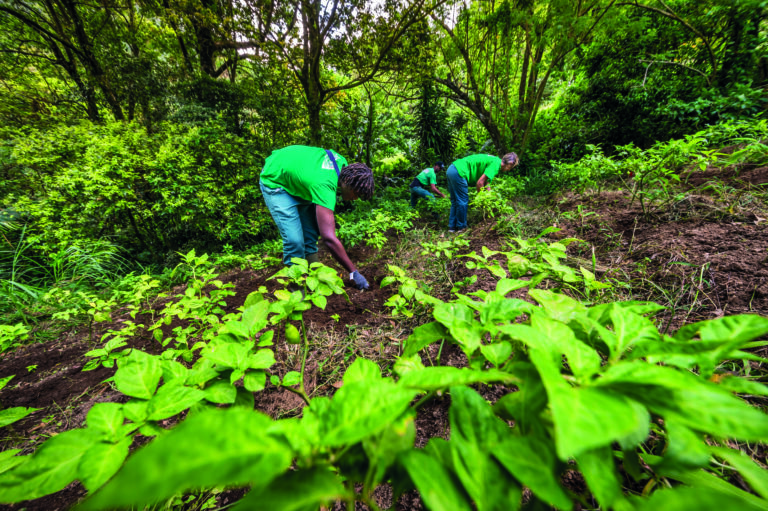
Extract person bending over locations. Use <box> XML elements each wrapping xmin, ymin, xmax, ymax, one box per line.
<box><xmin>409</xmin><ymin>161</ymin><xmax>446</xmax><ymax>208</ymax></box>
<box><xmin>445</xmin><ymin>152</ymin><xmax>519</xmax><ymax>232</ymax></box>
<box><xmin>259</xmin><ymin>145</ymin><xmax>373</xmax><ymax>290</ymax></box>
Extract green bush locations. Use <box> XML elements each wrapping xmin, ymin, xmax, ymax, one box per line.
<box><xmin>1</xmin><ymin>120</ymin><xmax>275</xmax><ymax>262</ymax></box>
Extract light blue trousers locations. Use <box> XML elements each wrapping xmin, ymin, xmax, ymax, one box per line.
<box><xmin>260</xmin><ymin>180</ymin><xmax>319</xmax><ymax>265</ymax></box>
<box><xmin>446</xmin><ymin>165</ymin><xmax>469</xmax><ymax>230</ymax></box>
<box><xmin>409</xmin><ymin>186</ymin><xmax>435</xmax><ymax>208</ymax></box>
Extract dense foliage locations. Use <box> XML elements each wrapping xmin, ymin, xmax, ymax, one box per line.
<box><xmin>1</xmin><ymin>0</ymin><xmax>768</xmax><ymax>508</ymax></box>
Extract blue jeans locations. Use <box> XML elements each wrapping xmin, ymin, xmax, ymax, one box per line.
<box><xmin>409</xmin><ymin>186</ymin><xmax>434</xmax><ymax>208</ymax></box>
<box><xmin>260</xmin><ymin>180</ymin><xmax>319</xmax><ymax>265</ymax></box>
<box><xmin>446</xmin><ymin>165</ymin><xmax>468</xmax><ymax>230</ymax></box>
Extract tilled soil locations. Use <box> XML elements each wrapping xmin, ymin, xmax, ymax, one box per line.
<box><xmin>3</xmin><ymin>171</ymin><xmax>768</xmax><ymax>509</ymax></box>
<box><xmin>556</xmin><ymin>189</ymin><xmax>768</xmax><ymax>328</ymax></box>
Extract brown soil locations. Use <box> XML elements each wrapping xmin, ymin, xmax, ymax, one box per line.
<box><xmin>556</xmin><ymin>188</ymin><xmax>768</xmax><ymax>329</ymax></box>
<box><xmin>3</xmin><ymin>170</ymin><xmax>768</xmax><ymax>509</ymax></box>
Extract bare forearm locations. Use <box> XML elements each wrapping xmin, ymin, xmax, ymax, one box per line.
<box><xmin>431</xmin><ymin>185</ymin><xmax>445</xmax><ymax>198</ymax></box>
<box><xmin>321</xmin><ymin>236</ymin><xmax>356</xmax><ymax>273</ymax></box>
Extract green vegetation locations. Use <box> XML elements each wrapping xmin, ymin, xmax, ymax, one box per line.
<box><xmin>2</xmin><ymin>0</ymin><xmax>768</xmax><ymax>508</ymax></box>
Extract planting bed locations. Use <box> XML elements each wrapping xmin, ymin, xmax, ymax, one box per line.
<box><xmin>2</xmin><ymin>168</ymin><xmax>768</xmax><ymax>510</ymax></box>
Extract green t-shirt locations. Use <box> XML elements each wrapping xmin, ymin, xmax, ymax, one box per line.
<box><xmin>259</xmin><ymin>145</ymin><xmax>348</xmax><ymax>211</ymax></box>
<box><xmin>415</xmin><ymin>167</ymin><xmax>437</xmax><ymax>186</ymax></box>
<box><xmin>453</xmin><ymin>154</ymin><xmax>501</xmax><ymax>187</ymax></box>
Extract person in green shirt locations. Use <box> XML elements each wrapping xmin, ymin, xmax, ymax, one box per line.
<box><xmin>259</xmin><ymin>145</ymin><xmax>374</xmax><ymax>290</ymax></box>
<box><xmin>446</xmin><ymin>152</ymin><xmax>519</xmax><ymax>232</ymax></box>
<box><xmin>409</xmin><ymin>161</ymin><xmax>446</xmax><ymax>207</ymax></box>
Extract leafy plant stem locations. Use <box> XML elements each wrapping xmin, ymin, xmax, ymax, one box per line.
<box><xmin>412</xmin><ymin>391</ymin><xmax>437</xmax><ymax>411</ymax></box>
<box><xmin>436</xmin><ymin>339</ymin><xmax>445</xmax><ymax>365</ymax></box>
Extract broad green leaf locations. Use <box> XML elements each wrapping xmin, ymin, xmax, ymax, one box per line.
<box><xmin>204</xmin><ymin>380</ymin><xmax>237</xmax><ymax>404</ymax></box>
<box><xmin>528</xmin><ymin>289</ymin><xmax>586</xmax><ymax>322</ymax></box>
<box><xmin>0</xmin><ymin>407</ymin><xmax>39</xmax><ymax>429</ymax></box>
<box><xmin>494</xmin><ymin>434</ymin><xmax>571</xmax><ymax>510</ymax></box>
<box><xmin>241</xmin><ymin>302</ymin><xmax>269</xmax><ymax>335</ymax></box>
<box><xmin>160</xmin><ymin>360</ymin><xmax>188</xmax><ymax>385</ymax></box>
<box><xmin>403</xmin><ymin>321</ymin><xmax>449</xmax><ymax>357</ymax></box>
<box><xmin>397</xmin><ymin>367</ymin><xmax>519</xmax><ymax>392</ymax></box>
<box><xmin>534</xmin><ymin>352</ymin><xmax>649</xmax><ymax>459</ymax></box>
<box><xmin>480</xmin><ymin>342</ymin><xmax>512</xmax><ymax>367</ymax></box>
<box><xmin>243</xmin><ymin>290</ymin><xmax>265</xmax><ymax>309</ymax></box>
<box><xmin>576</xmin><ymin>446</ymin><xmax>626</xmax><ymax>510</ymax></box>
<box><xmin>312</xmin><ymin>380</ymin><xmax>417</xmax><ymax>447</ymax></box>
<box><xmin>494</xmin><ymin>278</ymin><xmax>533</xmax><ymax>296</ymax></box>
<box><xmin>493</xmin><ymin>363</ymin><xmax>548</xmax><ymax>434</ymax></box>
<box><xmin>231</xmin><ymin>467</ymin><xmax>348</xmax><ymax>511</ymax></box>
<box><xmin>662</xmin><ymin>419</ymin><xmax>710</xmax><ymax>468</ymax></box>
<box><xmin>78</xmin><ymin>437</ymin><xmax>131</xmax><ymax>492</ymax></box>
<box><xmin>258</xmin><ymin>330</ymin><xmax>274</xmax><ymax>347</ymax></box>
<box><xmin>311</xmin><ymin>295</ymin><xmax>327</xmax><ymax>309</ymax></box>
<box><xmin>596</xmin><ymin>362</ymin><xmax>768</xmax><ymax>442</ymax></box>
<box><xmin>548</xmin><ymin>386</ymin><xmax>649</xmax><ymax>458</ymax></box>
<box><xmin>282</xmin><ymin>371</ymin><xmax>302</xmax><ymax>386</ymax></box>
<box><xmin>220</xmin><ymin>320</ymin><xmax>250</xmax><ymax>341</ymax></box>
<box><xmin>478</xmin><ymin>298</ymin><xmax>535</xmax><ymax>327</ymax></box>
<box><xmin>633</xmin><ymin>486</ymin><xmax>767</xmax><ymax>511</ymax></box>
<box><xmin>0</xmin><ymin>429</ymin><xmax>98</xmax><ymax>502</ymax></box>
<box><xmin>123</xmin><ymin>399</ymin><xmax>148</xmax><ymax>424</ymax></box>
<box><xmin>244</xmin><ymin>370</ymin><xmax>266</xmax><ymax>392</ymax></box>
<box><xmin>147</xmin><ymin>385</ymin><xmax>206</xmax><ymax>420</ymax></box>
<box><xmin>81</xmin><ymin>408</ymin><xmax>292</xmax><ymax>509</ymax></box>
<box><xmin>86</xmin><ymin>403</ymin><xmax>124</xmax><ymax>442</ymax></box>
<box><xmin>363</xmin><ymin>411</ymin><xmax>416</xmax><ymax>486</ymax></box>
<box><xmin>715</xmin><ymin>375</ymin><xmax>768</xmax><ymax>397</ymax></box>
<box><xmin>433</xmin><ymin>302</ymin><xmax>482</xmax><ymax>355</ymax></box>
<box><xmin>0</xmin><ymin>450</ymin><xmax>23</xmax><ymax>476</ymax></box>
<box><xmin>114</xmin><ymin>351</ymin><xmax>162</xmax><ymax>400</ymax></box>
<box><xmin>675</xmin><ymin>314</ymin><xmax>768</xmax><ymax>344</ymax></box>
<box><xmin>201</xmin><ymin>340</ymin><xmax>249</xmax><ymax>369</ymax></box>
<box><xmin>0</xmin><ymin>376</ymin><xmax>14</xmax><ymax>392</ymax></box>
<box><xmin>248</xmin><ymin>349</ymin><xmax>275</xmax><ymax>370</ymax></box>
<box><xmin>399</xmin><ymin>450</ymin><xmax>472</xmax><ymax>511</ymax></box>
<box><xmin>449</xmin><ymin>387</ymin><xmax>521</xmax><ymax>511</ymax></box>
<box><xmin>393</xmin><ymin>354</ymin><xmax>425</xmax><ymax>375</ymax></box>
<box><xmin>608</xmin><ymin>305</ymin><xmax>660</xmax><ymax>359</ymax></box>
<box><xmin>711</xmin><ymin>446</ymin><xmax>768</xmax><ymax>500</ymax></box>
<box><xmin>343</xmin><ymin>358</ymin><xmax>381</xmax><ymax>384</ymax></box>
<box><xmin>530</xmin><ymin>314</ymin><xmax>600</xmax><ymax>378</ymax></box>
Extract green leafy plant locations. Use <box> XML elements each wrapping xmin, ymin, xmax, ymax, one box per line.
<box><xmin>382</xmin><ymin>265</ymin><xmax>443</xmax><ymax>318</ymax></box>
<box><xmin>82</xmin><ymin>320</ymin><xmax>144</xmax><ymax>371</ymax></box>
<box><xmin>148</xmin><ymin>250</ymin><xmax>236</xmax><ymax>361</ymax></box>
<box><xmin>419</xmin><ymin>235</ymin><xmax>470</xmax><ymax>284</ymax></box>
<box><xmin>268</xmin><ymin>259</ymin><xmax>349</xmax><ymax>403</ymax></box>
<box><xmin>0</xmin><ymin>323</ymin><xmax>29</xmax><ymax>354</ymax></box>
<box><xmin>0</xmin><ymin>375</ymin><xmax>39</xmax><ymax>430</ymax></box>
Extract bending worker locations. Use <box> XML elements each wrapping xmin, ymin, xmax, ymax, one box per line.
<box><xmin>446</xmin><ymin>152</ymin><xmax>519</xmax><ymax>232</ymax></box>
<box><xmin>259</xmin><ymin>145</ymin><xmax>373</xmax><ymax>290</ymax></box>
<box><xmin>409</xmin><ymin>161</ymin><xmax>446</xmax><ymax>207</ymax></box>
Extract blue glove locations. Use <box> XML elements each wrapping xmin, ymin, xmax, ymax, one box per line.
<box><xmin>350</xmin><ymin>270</ymin><xmax>370</xmax><ymax>290</ymax></box>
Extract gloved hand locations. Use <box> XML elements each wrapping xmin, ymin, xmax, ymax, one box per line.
<box><xmin>350</xmin><ymin>270</ymin><xmax>370</xmax><ymax>290</ymax></box>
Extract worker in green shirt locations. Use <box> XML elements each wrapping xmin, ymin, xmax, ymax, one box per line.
<box><xmin>259</xmin><ymin>145</ymin><xmax>374</xmax><ymax>290</ymax></box>
<box><xmin>409</xmin><ymin>161</ymin><xmax>446</xmax><ymax>207</ymax></box>
<box><xmin>446</xmin><ymin>152</ymin><xmax>519</xmax><ymax>232</ymax></box>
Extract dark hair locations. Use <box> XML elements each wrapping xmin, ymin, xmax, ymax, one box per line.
<box><xmin>502</xmin><ymin>152</ymin><xmax>519</xmax><ymax>168</ymax></box>
<box><xmin>435</xmin><ymin>161</ymin><xmax>445</xmax><ymax>169</ymax></box>
<box><xmin>340</xmin><ymin>162</ymin><xmax>374</xmax><ymax>200</ymax></box>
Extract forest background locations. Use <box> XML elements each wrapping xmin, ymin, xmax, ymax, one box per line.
<box><xmin>1</xmin><ymin>0</ymin><xmax>766</xmax><ymax>267</ymax></box>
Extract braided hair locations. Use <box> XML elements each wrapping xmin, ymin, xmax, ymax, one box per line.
<box><xmin>339</xmin><ymin>162</ymin><xmax>374</xmax><ymax>200</ymax></box>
